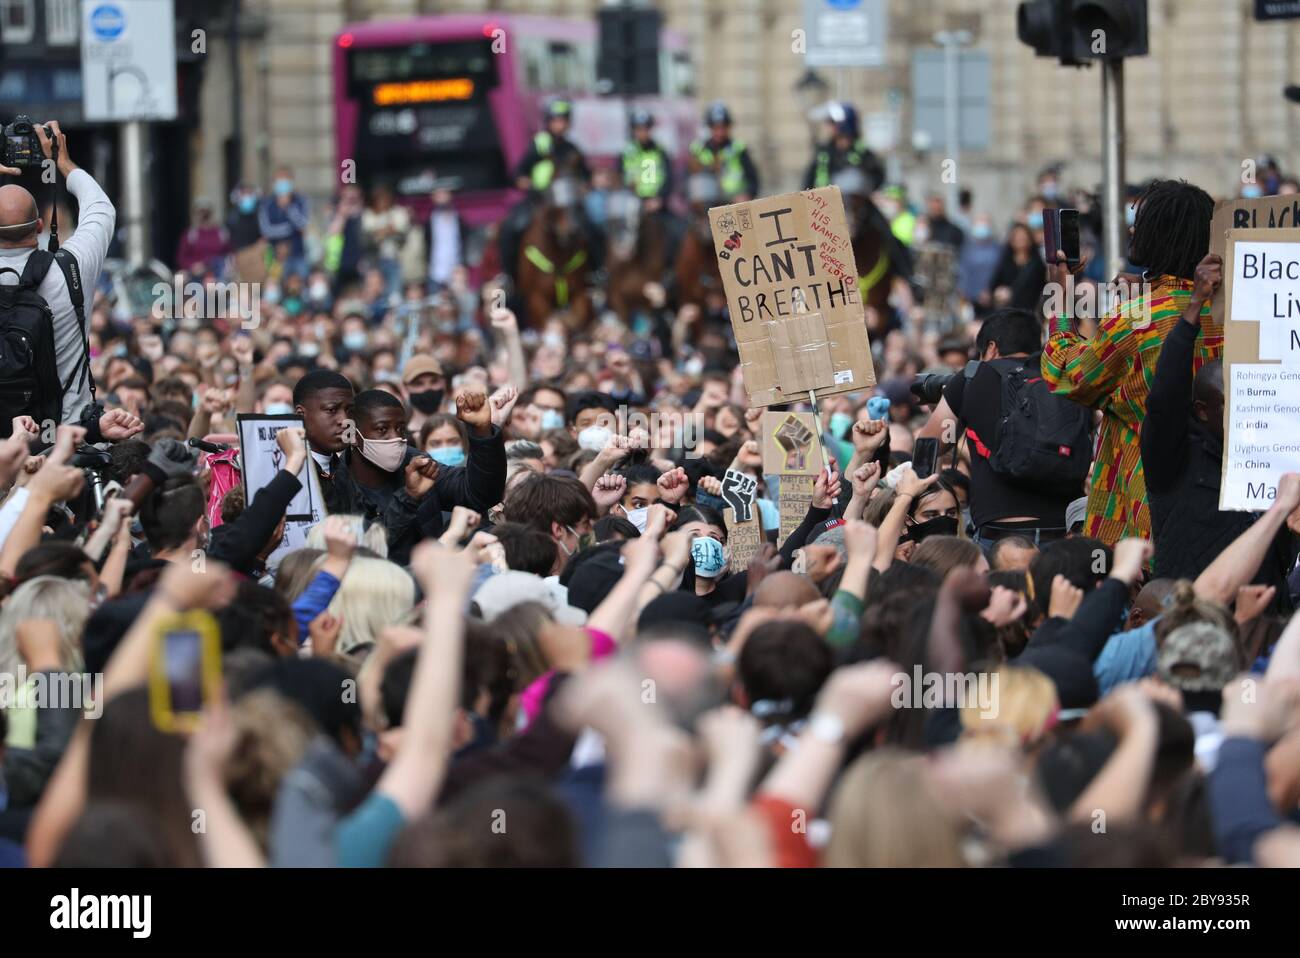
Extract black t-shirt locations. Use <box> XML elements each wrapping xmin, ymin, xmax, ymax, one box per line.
<box><xmin>942</xmin><ymin>357</ymin><xmax>1074</xmax><ymax>528</ymax></box>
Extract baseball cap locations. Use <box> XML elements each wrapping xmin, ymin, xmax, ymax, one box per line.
<box><xmin>1157</xmin><ymin>622</ymin><xmax>1238</xmax><ymax>693</ymax></box>
<box><xmin>402</xmin><ymin>355</ymin><xmax>444</xmax><ymax>384</ymax></box>
<box><xmin>472</xmin><ymin>571</ymin><xmax>587</xmax><ymax>626</ymax></box>
<box><xmin>563</xmin><ymin>544</ymin><xmax>628</xmax><ymax>614</ymax></box>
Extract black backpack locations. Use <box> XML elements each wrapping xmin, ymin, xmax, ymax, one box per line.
<box><xmin>0</xmin><ymin>248</ymin><xmax>90</xmax><ymax>437</ymax></box>
<box><xmin>967</xmin><ymin>354</ymin><xmax>1093</xmax><ymax>494</ymax></box>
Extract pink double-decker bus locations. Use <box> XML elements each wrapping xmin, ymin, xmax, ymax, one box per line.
<box><xmin>333</xmin><ymin>13</ymin><xmax>698</xmax><ymax>233</ymax></box>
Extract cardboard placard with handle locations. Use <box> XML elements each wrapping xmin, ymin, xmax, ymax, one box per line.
<box><xmin>709</xmin><ymin>186</ymin><xmax>876</xmax><ymax>408</ymax></box>
<box><xmin>761</xmin><ymin>410</ymin><xmax>822</xmax><ymax>546</ymax></box>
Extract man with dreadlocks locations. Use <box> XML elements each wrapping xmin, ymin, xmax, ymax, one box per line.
<box><xmin>1041</xmin><ymin>178</ymin><xmax>1220</xmax><ymax>545</ymax></box>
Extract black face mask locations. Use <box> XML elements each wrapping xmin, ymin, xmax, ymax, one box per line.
<box><xmin>906</xmin><ymin>515</ymin><xmax>958</xmax><ymax>543</ymax></box>
<box><xmin>409</xmin><ymin>389</ymin><xmax>443</xmax><ymax>414</ymax></box>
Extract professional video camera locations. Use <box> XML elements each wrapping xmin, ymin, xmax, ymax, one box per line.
<box><xmin>2</xmin><ymin>115</ymin><xmax>50</xmax><ymax>169</ymax></box>
<box><xmin>911</xmin><ymin>371</ymin><xmax>956</xmax><ymax>405</ymax></box>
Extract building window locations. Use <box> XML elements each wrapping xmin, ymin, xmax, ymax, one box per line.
<box><xmin>0</xmin><ymin>0</ymin><xmax>35</xmax><ymax>45</ymax></box>
<box><xmin>45</xmin><ymin>0</ymin><xmax>78</xmax><ymax>46</ymax></box>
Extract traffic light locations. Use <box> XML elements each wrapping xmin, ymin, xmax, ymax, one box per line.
<box><xmin>597</xmin><ymin>6</ymin><xmax>661</xmax><ymax>96</ymax></box>
<box><xmin>1016</xmin><ymin>0</ymin><xmax>1148</xmax><ymax>64</ymax></box>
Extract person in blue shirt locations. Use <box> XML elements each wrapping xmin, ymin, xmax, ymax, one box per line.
<box><xmin>259</xmin><ymin>165</ymin><xmax>311</xmax><ymax>278</ymax></box>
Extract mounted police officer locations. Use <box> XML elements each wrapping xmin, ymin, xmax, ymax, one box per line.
<box><xmin>622</xmin><ymin>106</ymin><xmax>673</xmax><ymax>209</ymax></box>
<box><xmin>501</xmin><ymin>97</ymin><xmax>599</xmax><ymax>280</ymax></box>
<box><xmin>804</xmin><ymin>101</ymin><xmax>885</xmax><ymax>195</ymax></box>
<box><xmin>688</xmin><ymin>102</ymin><xmax>759</xmax><ymax>202</ymax></box>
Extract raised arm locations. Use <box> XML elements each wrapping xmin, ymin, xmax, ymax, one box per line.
<box><xmin>1195</xmin><ymin>473</ymin><xmax>1300</xmax><ymax>607</ymax></box>
<box><xmin>1068</xmin><ymin>685</ymin><xmax>1160</xmax><ymax>826</ymax></box>
<box><xmin>489</xmin><ymin>308</ymin><xmax>528</xmax><ymax>388</ymax></box>
<box><xmin>370</xmin><ymin>541</ymin><xmax>476</xmax><ymax>819</ymax></box>
<box><xmin>586</xmin><ymin>533</ymin><xmax>661</xmax><ymax>644</ymax></box>
<box><xmin>1040</xmin><ymin>254</ymin><xmax>1144</xmax><ymax>409</ymax></box>
<box><xmin>873</xmin><ymin>469</ymin><xmax>937</xmax><ymax>572</ymax></box>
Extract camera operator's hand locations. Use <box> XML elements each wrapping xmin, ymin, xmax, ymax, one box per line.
<box><xmin>148</xmin><ymin>437</ymin><xmax>198</xmax><ymax>479</ymax></box>
<box><xmin>36</xmin><ymin>121</ymin><xmax>75</xmax><ymax>179</ymax></box>
<box><xmin>98</xmin><ymin>408</ymin><xmax>144</xmax><ymax>442</ymax></box>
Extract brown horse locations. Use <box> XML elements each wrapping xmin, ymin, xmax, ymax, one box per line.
<box><xmin>834</xmin><ymin>168</ymin><xmax>911</xmax><ymax>322</ymax></box>
<box><xmin>605</xmin><ymin>191</ymin><xmax>674</xmax><ymax>321</ymax></box>
<box><xmin>516</xmin><ymin>176</ymin><xmax>595</xmax><ymax>330</ymax></box>
<box><xmin>674</xmin><ymin>172</ymin><xmax>725</xmax><ymax>312</ymax></box>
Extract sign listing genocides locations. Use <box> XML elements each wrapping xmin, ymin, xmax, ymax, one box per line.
<box><xmin>1221</xmin><ymin>228</ymin><xmax>1300</xmax><ymax>510</ymax></box>
<box><xmin>709</xmin><ymin>186</ymin><xmax>876</xmax><ymax>408</ymax></box>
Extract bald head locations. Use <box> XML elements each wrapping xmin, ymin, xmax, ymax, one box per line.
<box><xmin>1194</xmin><ymin>359</ymin><xmax>1223</xmax><ymax>404</ymax></box>
<box><xmin>752</xmin><ymin>571</ymin><xmax>820</xmax><ymax>609</ymax></box>
<box><xmin>1193</xmin><ymin>359</ymin><xmax>1225</xmax><ymax>444</ymax></box>
<box><xmin>0</xmin><ymin>185</ymin><xmax>40</xmax><ymax>247</ymax></box>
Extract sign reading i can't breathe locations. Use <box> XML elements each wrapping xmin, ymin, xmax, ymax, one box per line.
<box><xmin>710</xmin><ymin>186</ymin><xmax>876</xmax><ymax>408</ymax></box>
<box><xmin>81</xmin><ymin>1</ymin><xmax>178</xmax><ymax>122</ymax></box>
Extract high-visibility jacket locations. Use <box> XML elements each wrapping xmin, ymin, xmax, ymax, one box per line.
<box><xmin>623</xmin><ymin>143</ymin><xmax>668</xmax><ymax>199</ymax></box>
<box><xmin>690</xmin><ymin>138</ymin><xmax>749</xmax><ymax>198</ymax></box>
<box><xmin>531</xmin><ymin>132</ymin><xmax>557</xmax><ymax>191</ymax></box>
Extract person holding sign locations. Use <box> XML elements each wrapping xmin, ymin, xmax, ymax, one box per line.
<box><xmin>1042</xmin><ymin>179</ymin><xmax>1220</xmax><ymax>545</ymax></box>
<box><xmin>1141</xmin><ymin>253</ymin><xmax>1298</xmax><ymax>607</ymax></box>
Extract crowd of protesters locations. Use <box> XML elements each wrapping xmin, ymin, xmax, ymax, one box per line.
<box><xmin>3</xmin><ymin>117</ymin><xmax>1300</xmax><ymax>872</ymax></box>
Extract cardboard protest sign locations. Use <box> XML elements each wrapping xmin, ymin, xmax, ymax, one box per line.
<box><xmin>1217</xmin><ymin>227</ymin><xmax>1300</xmax><ymax>510</ymax></box>
<box><xmin>721</xmin><ymin>469</ymin><xmax>758</xmax><ymax>523</ymax></box>
<box><xmin>236</xmin><ymin>414</ymin><xmax>318</xmax><ymax>522</ymax></box>
<box><xmin>761</xmin><ymin>411</ymin><xmax>823</xmax><ymax>476</ymax></box>
<box><xmin>776</xmin><ymin>475</ymin><xmax>815</xmax><ymax>545</ymax></box>
<box><xmin>709</xmin><ymin>186</ymin><xmax>876</xmax><ymax>407</ymax></box>
<box><xmin>724</xmin><ymin>509</ymin><xmax>763</xmax><ymax>570</ymax></box>
<box><xmin>720</xmin><ymin>467</ymin><xmax>763</xmax><ymax>568</ymax></box>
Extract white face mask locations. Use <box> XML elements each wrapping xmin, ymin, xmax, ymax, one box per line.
<box><xmin>577</xmin><ymin>425</ymin><xmax>612</xmax><ymax>452</ymax></box>
<box><xmin>358</xmin><ymin>436</ymin><xmax>408</xmax><ymax>472</ymax></box>
<box><xmin>624</xmin><ymin>506</ymin><xmax>650</xmax><ymax>533</ymax></box>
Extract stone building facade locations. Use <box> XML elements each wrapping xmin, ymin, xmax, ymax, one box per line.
<box><xmin>191</xmin><ymin>0</ymin><xmax>1300</xmax><ymax>228</ymax></box>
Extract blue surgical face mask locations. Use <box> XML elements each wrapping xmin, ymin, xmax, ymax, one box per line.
<box><xmin>1027</xmin><ymin>211</ymin><xmax>1044</xmax><ymax>230</ymax></box>
<box><xmin>691</xmin><ymin>536</ymin><xmax>726</xmax><ymax>579</ymax></box>
<box><xmin>972</xmin><ymin>223</ymin><xmax>992</xmax><ymax>241</ymax></box>
<box><xmin>274</xmin><ymin>178</ymin><xmax>294</xmax><ymax>197</ymax></box>
<box><xmin>1126</xmin><ymin>205</ymin><xmax>1137</xmax><ymax>226</ymax></box>
<box><xmin>239</xmin><ymin>195</ymin><xmax>257</xmax><ymax>213</ymax></box>
<box><xmin>540</xmin><ymin>408</ymin><xmax>565</xmax><ymax>432</ymax></box>
<box><xmin>299</xmin><ymin>342</ymin><xmax>320</xmax><ymax>358</ymax></box>
<box><xmin>1242</xmin><ymin>184</ymin><xmax>1265</xmax><ymax>199</ymax></box>
<box><xmin>1040</xmin><ymin>181</ymin><xmax>1060</xmax><ymax>200</ymax></box>
<box><xmin>265</xmin><ymin>402</ymin><xmax>294</xmax><ymax>416</ymax></box>
<box><xmin>343</xmin><ymin>331</ymin><xmax>368</xmax><ymax>351</ymax></box>
<box><xmin>829</xmin><ymin>411</ymin><xmax>853</xmax><ymax>440</ymax></box>
<box><xmin>428</xmin><ymin>445</ymin><xmax>466</xmax><ymax>468</ymax></box>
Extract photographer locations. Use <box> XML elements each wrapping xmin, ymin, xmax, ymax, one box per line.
<box><xmin>0</xmin><ymin>120</ymin><xmax>127</xmax><ymax>441</ymax></box>
<box><xmin>915</xmin><ymin>308</ymin><xmax>1085</xmax><ymax>552</ymax></box>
